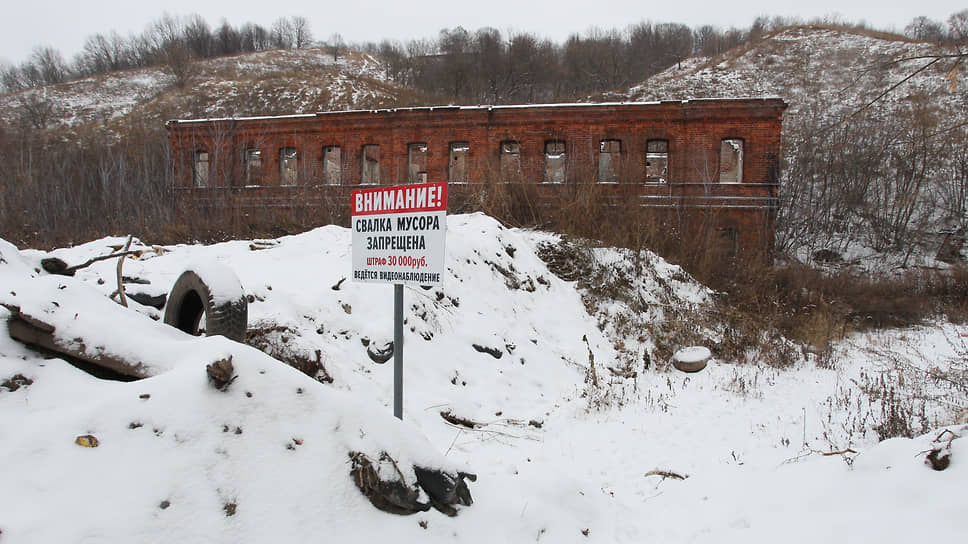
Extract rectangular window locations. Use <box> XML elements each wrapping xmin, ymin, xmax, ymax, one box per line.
<box><xmin>362</xmin><ymin>145</ymin><xmax>380</xmax><ymax>184</ymax></box>
<box><xmin>244</xmin><ymin>148</ymin><xmax>262</xmax><ymax>186</ymax></box>
<box><xmin>544</xmin><ymin>140</ymin><xmax>566</xmax><ymax>183</ymax></box>
<box><xmin>449</xmin><ymin>142</ymin><xmax>469</xmax><ymax>183</ymax></box>
<box><xmin>323</xmin><ymin>146</ymin><xmax>341</xmax><ymax>185</ymax></box>
<box><xmin>500</xmin><ymin>140</ymin><xmax>521</xmax><ymax>181</ymax></box>
<box><xmin>719</xmin><ymin>138</ymin><xmax>743</xmax><ymax>183</ymax></box>
<box><xmin>408</xmin><ymin>143</ymin><xmax>428</xmax><ymax>183</ymax></box>
<box><xmin>280</xmin><ymin>147</ymin><xmax>298</xmax><ymax>186</ymax></box>
<box><xmin>193</xmin><ymin>150</ymin><xmax>209</xmax><ymax>188</ymax></box>
<box><xmin>598</xmin><ymin>139</ymin><xmax>621</xmax><ymax>182</ymax></box>
<box><xmin>646</xmin><ymin>140</ymin><xmax>669</xmax><ymax>183</ymax></box>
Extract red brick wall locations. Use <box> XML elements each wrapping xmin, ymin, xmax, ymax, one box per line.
<box><xmin>167</xmin><ymin>99</ymin><xmax>786</xmax><ymax>258</ymax></box>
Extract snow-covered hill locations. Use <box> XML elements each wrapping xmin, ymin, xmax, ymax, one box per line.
<box><xmin>615</xmin><ymin>26</ymin><xmax>968</xmax><ymax>266</ymax></box>
<box><xmin>0</xmin><ymin>47</ymin><xmax>416</xmax><ymax>129</ymax></box>
<box><xmin>617</xmin><ymin>26</ymin><xmax>967</xmax><ymax>120</ymax></box>
<box><xmin>2</xmin><ymin>213</ymin><xmax>966</xmax><ymax>542</ymax></box>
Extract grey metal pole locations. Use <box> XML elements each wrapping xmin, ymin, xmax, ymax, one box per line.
<box><xmin>393</xmin><ymin>283</ymin><xmax>404</xmax><ymax>420</ymax></box>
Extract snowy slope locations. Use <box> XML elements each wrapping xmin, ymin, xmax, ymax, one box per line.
<box><xmin>615</xmin><ymin>26</ymin><xmax>968</xmax><ymax>267</ymax></box>
<box><xmin>0</xmin><ymin>47</ymin><xmax>411</xmax><ymax>129</ymax></box>
<box><xmin>2</xmin><ymin>214</ymin><xmax>967</xmax><ymax>542</ymax></box>
<box><xmin>618</xmin><ymin>26</ymin><xmax>967</xmax><ymax>119</ymax></box>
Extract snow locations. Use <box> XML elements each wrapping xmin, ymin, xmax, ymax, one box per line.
<box><xmin>2</xmin><ymin>213</ymin><xmax>967</xmax><ymax>542</ymax></box>
<box><xmin>181</xmin><ymin>261</ymin><xmax>246</xmax><ymax>306</ymax></box>
<box><xmin>674</xmin><ymin>345</ymin><xmax>711</xmax><ymax>363</ymax></box>
<box><xmin>0</xmin><ymin>48</ymin><xmax>401</xmax><ymax>129</ymax></box>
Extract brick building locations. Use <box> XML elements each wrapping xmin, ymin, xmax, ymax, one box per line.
<box><xmin>167</xmin><ymin>98</ymin><xmax>786</xmax><ymax>257</ymax></box>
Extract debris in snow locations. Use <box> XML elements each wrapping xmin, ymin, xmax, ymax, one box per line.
<box><xmin>1</xmin><ymin>373</ymin><xmax>33</xmax><ymax>392</ymax></box>
<box><xmin>40</xmin><ymin>257</ymin><xmax>71</xmax><ymax>276</ymax></box>
<box><xmin>349</xmin><ymin>451</ymin><xmax>429</xmax><ymax>515</ymax></box>
<box><xmin>206</xmin><ymin>356</ymin><xmax>236</xmax><ymax>391</ymax></box>
<box><xmin>472</xmin><ymin>344</ymin><xmax>503</xmax><ymax>359</ymax></box>
<box><xmin>924</xmin><ymin>429</ymin><xmax>959</xmax><ymax>471</ymax></box>
<box><xmin>672</xmin><ymin>346</ymin><xmax>711</xmax><ymax>373</ymax></box>
<box><xmin>349</xmin><ymin>450</ymin><xmax>477</xmax><ymax>517</ymax></box>
<box><xmin>440</xmin><ymin>410</ymin><xmax>478</xmax><ymax>429</ymax></box>
<box><xmin>74</xmin><ymin>434</ymin><xmax>100</xmax><ymax>448</ymax></box>
<box><xmin>41</xmin><ymin>245</ymin><xmax>140</xmax><ymax>278</ymax></box>
<box><xmin>413</xmin><ymin>465</ymin><xmax>476</xmax><ymax>517</ymax></box>
<box><xmin>644</xmin><ymin>469</ymin><xmax>688</xmax><ymax>481</ymax></box>
<box><xmin>249</xmin><ymin>240</ymin><xmax>278</xmax><ymax>251</ymax></box>
<box><xmin>366</xmin><ymin>341</ymin><xmax>394</xmax><ymax>364</ymax></box>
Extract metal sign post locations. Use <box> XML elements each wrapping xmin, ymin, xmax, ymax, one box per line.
<box><xmin>350</xmin><ymin>182</ymin><xmax>448</xmax><ymax>421</ymax></box>
<box><xmin>393</xmin><ymin>283</ymin><xmax>404</xmax><ymax>419</ymax></box>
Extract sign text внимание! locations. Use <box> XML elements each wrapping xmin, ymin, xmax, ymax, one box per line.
<box><xmin>351</xmin><ymin>182</ymin><xmax>447</xmax><ymax>286</ymax></box>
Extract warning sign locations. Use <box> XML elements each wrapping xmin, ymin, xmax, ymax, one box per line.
<box><xmin>351</xmin><ymin>182</ymin><xmax>447</xmax><ymax>286</ymax></box>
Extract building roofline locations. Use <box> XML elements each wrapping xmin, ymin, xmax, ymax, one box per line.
<box><xmin>166</xmin><ymin>98</ymin><xmax>786</xmax><ymax>126</ymax></box>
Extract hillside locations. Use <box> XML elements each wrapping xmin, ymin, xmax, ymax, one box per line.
<box><xmin>0</xmin><ymin>46</ymin><xmax>422</xmax><ymax>130</ymax></box>
<box><xmin>2</xmin><ymin>25</ymin><xmax>966</xmax><ymax>267</ymax></box>
<box><xmin>616</xmin><ymin>26</ymin><xmax>966</xmax><ymax>118</ymax></box>
<box><xmin>613</xmin><ymin>26</ymin><xmax>968</xmax><ymax>267</ymax></box>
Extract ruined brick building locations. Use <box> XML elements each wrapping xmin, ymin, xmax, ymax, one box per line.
<box><xmin>167</xmin><ymin>99</ymin><xmax>786</xmax><ymax>257</ymax></box>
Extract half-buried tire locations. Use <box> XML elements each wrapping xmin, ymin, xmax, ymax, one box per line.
<box><xmin>163</xmin><ymin>265</ymin><xmax>248</xmax><ymax>342</ymax></box>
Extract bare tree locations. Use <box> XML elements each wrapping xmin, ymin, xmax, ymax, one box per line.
<box><xmin>31</xmin><ymin>46</ymin><xmax>68</xmax><ymax>85</ymax></box>
<box><xmin>328</xmin><ymin>33</ymin><xmax>345</xmax><ymax>61</ymax></box>
<box><xmin>215</xmin><ymin>19</ymin><xmax>242</xmax><ymax>56</ymax></box>
<box><xmin>271</xmin><ymin>17</ymin><xmax>296</xmax><ymax>49</ymax></box>
<box><xmin>905</xmin><ymin>16</ymin><xmax>946</xmax><ymax>42</ymax></box>
<box><xmin>159</xmin><ymin>42</ymin><xmax>196</xmax><ymax>88</ymax></box>
<box><xmin>184</xmin><ymin>15</ymin><xmax>213</xmax><ymax>58</ymax></box>
<box><xmin>292</xmin><ymin>16</ymin><xmax>314</xmax><ymax>49</ymax></box>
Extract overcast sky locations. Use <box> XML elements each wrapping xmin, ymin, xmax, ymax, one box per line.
<box><xmin>2</xmin><ymin>0</ymin><xmax>965</xmax><ymax>66</ymax></box>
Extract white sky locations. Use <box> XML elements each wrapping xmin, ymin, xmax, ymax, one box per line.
<box><xmin>1</xmin><ymin>0</ymin><xmax>965</xmax><ymax>66</ymax></box>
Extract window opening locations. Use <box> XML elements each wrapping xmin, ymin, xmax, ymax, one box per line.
<box><xmin>646</xmin><ymin>140</ymin><xmax>669</xmax><ymax>183</ymax></box>
<box><xmin>323</xmin><ymin>146</ymin><xmax>341</xmax><ymax>185</ymax></box>
<box><xmin>598</xmin><ymin>139</ymin><xmax>621</xmax><ymax>182</ymax></box>
<box><xmin>362</xmin><ymin>145</ymin><xmax>381</xmax><ymax>184</ymax></box>
<box><xmin>449</xmin><ymin>142</ymin><xmax>469</xmax><ymax>182</ymax></box>
<box><xmin>193</xmin><ymin>150</ymin><xmax>209</xmax><ymax>188</ymax></box>
<box><xmin>719</xmin><ymin>139</ymin><xmax>743</xmax><ymax>183</ymax></box>
<box><xmin>500</xmin><ymin>140</ymin><xmax>521</xmax><ymax>181</ymax></box>
<box><xmin>279</xmin><ymin>147</ymin><xmax>298</xmax><ymax>186</ymax></box>
<box><xmin>544</xmin><ymin>140</ymin><xmax>566</xmax><ymax>183</ymax></box>
<box><xmin>244</xmin><ymin>148</ymin><xmax>262</xmax><ymax>185</ymax></box>
<box><xmin>408</xmin><ymin>143</ymin><xmax>428</xmax><ymax>183</ymax></box>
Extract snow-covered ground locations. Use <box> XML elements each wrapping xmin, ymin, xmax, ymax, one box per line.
<box><xmin>1</xmin><ymin>213</ymin><xmax>966</xmax><ymax>542</ymax></box>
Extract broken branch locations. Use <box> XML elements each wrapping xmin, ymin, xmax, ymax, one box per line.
<box><xmin>115</xmin><ymin>235</ymin><xmax>133</xmax><ymax>308</ymax></box>
<box><xmin>644</xmin><ymin>469</ymin><xmax>688</xmax><ymax>480</ymax></box>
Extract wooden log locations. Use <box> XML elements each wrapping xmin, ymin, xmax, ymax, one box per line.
<box><xmin>6</xmin><ymin>313</ymin><xmax>149</xmax><ymax>379</ymax></box>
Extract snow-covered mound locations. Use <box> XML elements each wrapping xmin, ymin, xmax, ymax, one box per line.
<box><xmin>2</xmin><ymin>214</ymin><xmax>967</xmax><ymax>542</ymax></box>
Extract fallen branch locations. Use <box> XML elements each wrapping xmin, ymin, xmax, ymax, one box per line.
<box><xmin>644</xmin><ymin>469</ymin><xmax>688</xmax><ymax>480</ymax></box>
<box><xmin>42</xmin><ymin>250</ymin><xmax>140</xmax><ymax>277</ymax></box>
<box><xmin>440</xmin><ymin>410</ymin><xmax>479</xmax><ymax>429</ymax></box>
<box><xmin>822</xmin><ymin>448</ymin><xmax>857</xmax><ymax>456</ymax></box>
<box><xmin>112</xmin><ymin>235</ymin><xmax>133</xmax><ymax>307</ymax></box>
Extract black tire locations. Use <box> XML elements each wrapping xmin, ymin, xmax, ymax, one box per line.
<box><xmin>163</xmin><ymin>268</ymin><xmax>248</xmax><ymax>342</ymax></box>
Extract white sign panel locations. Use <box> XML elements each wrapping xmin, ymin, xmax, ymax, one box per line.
<box><xmin>351</xmin><ymin>182</ymin><xmax>448</xmax><ymax>285</ymax></box>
